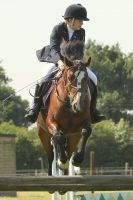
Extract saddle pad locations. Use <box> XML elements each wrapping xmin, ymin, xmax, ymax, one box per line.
<box><xmin>42</xmin><ymin>70</ymin><xmax>62</xmax><ymax>107</ymax></box>
<box><xmin>42</xmin><ymin>81</ymin><xmax>55</xmax><ymax>106</ymax></box>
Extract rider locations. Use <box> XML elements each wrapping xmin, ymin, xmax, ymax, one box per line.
<box><xmin>25</xmin><ymin>3</ymin><xmax>105</xmax><ymax>123</ymax></box>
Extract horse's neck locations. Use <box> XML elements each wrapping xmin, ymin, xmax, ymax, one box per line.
<box><xmin>55</xmin><ymin>70</ymin><xmax>67</xmax><ymax>95</ymax></box>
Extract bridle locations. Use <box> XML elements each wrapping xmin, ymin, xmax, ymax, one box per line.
<box><xmin>55</xmin><ymin>60</ymin><xmax>87</xmax><ymax>104</ymax></box>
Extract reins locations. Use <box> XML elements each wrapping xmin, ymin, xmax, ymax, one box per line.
<box><xmin>55</xmin><ymin>62</ymin><xmax>84</xmax><ymax>104</ymax></box>
<box><xmin>2</xmin><ymin>68</ymin><xmax>59</xmax><ymax>107</ymax></box>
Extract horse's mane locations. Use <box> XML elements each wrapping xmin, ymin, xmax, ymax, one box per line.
<box><xmin>60</xmin><ymin>40</ymin><xmax>84</xmax><ymax>62</ymax></box>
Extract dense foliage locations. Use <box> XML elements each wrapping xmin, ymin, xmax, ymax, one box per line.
<box><xmin>84</xmin><ymin>119</ymin><xmax>133</xmax><ymax>168</ymax></box>
<box><xmin>85</xmin><ymin>40</ymin><xmax>133</xmax><ymax>124</ymax></box>
<box><xmin>0</xmin><ymin>64</ymin><xmax>29</xmax><ymax>126</ymax></box>
<box><xmin>0</xmin><ymin>122</ymin><xmax>47</xmax><ymax>170</ymax></box>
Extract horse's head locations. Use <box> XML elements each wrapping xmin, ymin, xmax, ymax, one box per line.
<box><xmin>60</xmin><ymin>40</ymin><xmax>91</xmax><ymax>113</ymax></box>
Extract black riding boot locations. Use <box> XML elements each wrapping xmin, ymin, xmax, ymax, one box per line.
<box><xmin>89</xmin><ymin>81</ymin><xmax>106</xmax><ymax>124</ymax></box>
<box><xmin>25</xmin><ymin>83</ymin><xmax>43</xmax><ymax>123</ymax></box>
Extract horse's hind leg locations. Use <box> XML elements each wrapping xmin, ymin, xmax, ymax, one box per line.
<box><xmin>37</xmin><ymin>125</ymin><xmax>53</xmax><ymax>175</ymax></box>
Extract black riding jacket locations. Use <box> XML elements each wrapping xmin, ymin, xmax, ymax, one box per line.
<box><xmin>36</xmin><ymin>22</ymin><xmax>85</xmax><ymax>64</ymax></box>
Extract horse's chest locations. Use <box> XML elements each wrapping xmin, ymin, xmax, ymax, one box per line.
<box><xmin>54</xmin><ymin>108</ymin><xmax>89</xmax><ymax>133</ymax></box>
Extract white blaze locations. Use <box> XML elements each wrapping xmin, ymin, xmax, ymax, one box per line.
<box><xmin>75</xmin><ymin>71</ymin><xmax>85</xmax><ymax>111</ymax></box>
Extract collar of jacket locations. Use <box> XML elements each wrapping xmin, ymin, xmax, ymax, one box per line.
<box><xmin>61</xmin><ymin>22</ymin><xmax>83</xmax><ymax>41</ymax></box>
<box><xmin>61</xmin><ymin>22</ymin><xmax>70</xmax><ymax>41</ymax></box>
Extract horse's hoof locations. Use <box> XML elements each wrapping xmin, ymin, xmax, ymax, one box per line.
<box><xmin>58</xmin><ymin>191</ymin><xmax>67</xmax><ymax>195</ymax></box>
<box><xmin>74</xmin><ymin>166</ymin><xmax>81</xmax><ymax>175</ymax></box>
<box><xmin>72</xmin><ymin>161</ymin><xmax>80</xmax><ymax>167</ymax></box>
<box><xmin>48</xmin><ymin>191</ymin><xmax>55</xmax><ymax>194</ymax></box>
<box><xmin>57</xmin><ymin>159</ymin><xmax>69</xmax><ymax>170</ymax></box>
<box><xmin>72</xmin><ymin>152</ymin><xmax>83</xmax><ymax>167</ymax></box>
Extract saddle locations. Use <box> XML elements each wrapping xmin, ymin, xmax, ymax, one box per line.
<box><xmin>40</xmin><ymin>70</ymin><xmax>62</xmax><ymax>115</ymax></box>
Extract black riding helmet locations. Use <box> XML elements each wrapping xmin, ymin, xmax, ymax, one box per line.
<box><xmin>63</xmin><ymin>4</ymin><xmax>89</xmax><ymax>21</ymax></box>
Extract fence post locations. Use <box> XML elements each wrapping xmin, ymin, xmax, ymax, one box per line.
<box><xmin>52</xmin><ymin>142</ymin><xmax>58</xmax><ymax>200</ymax></box>
<box><xmin>68</xmin><ymin>157</ymin><xmax>75</xmax><ymax>200</ymax></box>
<box><xmin>89</xmin><ymin>151</ymin><xmax>95</xmax><ymax>176</ymax></box>
<box><xmin>125</xmin><ymin>162</ymin><xmax>129</xmax><ymax>175</ymax></box>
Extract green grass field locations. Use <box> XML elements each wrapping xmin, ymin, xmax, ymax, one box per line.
<box><xmin>0</xmin><ymin>192</ymin><xmax>51</xmax><ymax>200</ymax></box>
<box><xmin>0</xmin><ymin>191</ymin><xmax>133</xmax><ymax>200</ymax></box>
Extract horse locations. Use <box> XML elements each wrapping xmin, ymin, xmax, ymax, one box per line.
<box><xmin>37</xmin><ymin>40</ymin><xmax>92</xmax><ymax>176</ymax></box>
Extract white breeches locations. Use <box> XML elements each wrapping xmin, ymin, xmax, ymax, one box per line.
<box><xmin>87</xmin><ymin>67</ymin><xmax>97</xmax><ymax>85</ymax></box>
<box><xmin>38</xmin><ymin>63</ymin><xmax>97</xmax><ymax>86</ymax></box>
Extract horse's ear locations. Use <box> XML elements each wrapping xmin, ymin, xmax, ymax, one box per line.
<box><xmin>83</xmin><ymin>57</ymin><xmax>91</xmax><ymax>67</ymax></box>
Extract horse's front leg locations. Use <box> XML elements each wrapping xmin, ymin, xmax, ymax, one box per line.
<box><xmin>72</xmin><ymin>123</ymin><xmax>92</xmax><ymax>167</ymax></box>
<box><xmin>46</xmin><ymin>117</ymin><xmax>69</xmax><ymax>170</ymax></box>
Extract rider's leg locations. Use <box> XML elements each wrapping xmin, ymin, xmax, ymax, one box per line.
<box><xmin>87</xmin><ymin>67</ymin><xmax>105</xmax><ymax>123</ymax></box>
<box><xmin>25</xmin><ymin>83</ymin><xmax>44</xmax><ymax>123</ymax></box>
<box><xmin>25</xmin><ymin>63</ymin><xmax>57</xmax><ymax>123</ymax></box>
<box><xmin>87</xmin><ymin>67</ymin><xmax>98</xmax><ymax>86</ymax></box>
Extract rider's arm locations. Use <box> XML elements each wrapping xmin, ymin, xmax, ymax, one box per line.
<box><xmin>50</xmin><ymin>24</ymin><xmax>63</xmax><ymax>64</ymax></box>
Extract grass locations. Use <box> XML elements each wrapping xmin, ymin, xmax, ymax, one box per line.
<box><xmin>0</xmin><ymin>191</ymin><xmax>77</xmax><ymax>200</ymax></box>
<box><xmin>0</xmin><ymin>192</ymin><xmax>51</xmax><ymax>200</ymax></box>
<box><xmin>0</xmin><ymin>191</ymin><xmax>133</xmax><ymax>200</ymax></box>
<box><xmin>0</xmin><ymin>192</ymin><xmax>52</xmax><ymax>200</ymax></box>
<box><xmin>0</xmin><ymin>191</ymin><xmax>87</xmax><ymax>200</ymax></box>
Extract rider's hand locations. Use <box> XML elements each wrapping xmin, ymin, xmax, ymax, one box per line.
<box><xmin>57</xmin><ymin>60</ymin><xmax>64</xmax><ymax>70</ymax></box>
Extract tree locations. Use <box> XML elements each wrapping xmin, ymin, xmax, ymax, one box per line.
<box><xmin>85</xmin><ymin>120</ymin><xmax>120</xmax><ymax>167</ymax></box>
<box><xmin>84</xmin><ymin>40</ymin><xmax>133</xmax><ymax>124</ymax></box>
<box><xmin>0</xmin><ymin>64</ymin><xmax>11</xmax><ymax>85</ymax></box>
<box><xmin>0</xmin><ymin>122</ymin><xmax>48</xmax><ymax>170</ymax></box>
<box><xmin>83</xmin><ymin>119</ymin><xmax>133</xmax><ymax>168</ymax></box>
<box><xmin>114</xmin><ymin>119</ymin><xmax>133</xmax><ymax>165</ymax></box>
<box><xmin>0</xmin><ymin>63</ymin><xmax>29</xmax><ymax>126</ymax></box>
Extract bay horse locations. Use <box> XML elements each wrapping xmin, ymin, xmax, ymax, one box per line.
<box><xmin>37</xmin><ymin>40</ymin><xmax>92</xmax><ymax>176</ymax></box>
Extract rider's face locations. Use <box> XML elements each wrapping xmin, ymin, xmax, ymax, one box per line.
<box><xmin>69</xmin><ymin>19</ymin><xmax>83</xmax><ymax>30</ymax></box>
